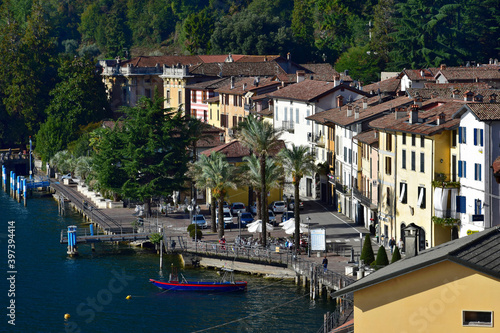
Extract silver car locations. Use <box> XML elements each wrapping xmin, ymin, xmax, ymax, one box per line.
<box><xmin>269</xmin><ymin>201</ymin><xmax>286</xmax><ymax>213</ymax></box>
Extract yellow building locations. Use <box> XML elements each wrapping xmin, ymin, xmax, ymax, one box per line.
<box><xmin>370</xmin><ymin>99</ymin><xmax>466</xmax><ymax>248</ymax></box>
<box><xmin>333</xmin><ymin>226</ymin><xmax>500</xmax><ymax>332</ymax></box>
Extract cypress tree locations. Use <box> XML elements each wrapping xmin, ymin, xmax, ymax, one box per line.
<box><xmin>391</xmin><ymin>246</ymin><xmax>402</xmax><ymax>263</ymax></box>
<box><xmin>374</xmin><ymin>245</ymin><xmax>389</xmax><ymax>269</ymax></box>
<box><xmin>360</xmin><ymin>234</ymin><xmax>375</xmax><ymax>266</ymax></box>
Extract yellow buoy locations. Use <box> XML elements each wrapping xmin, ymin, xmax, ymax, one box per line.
<box><xmin>64</xmin><ymin>313</ymin><xmax>71</xmax><ymax>320</ymax></box>
<box><xmin>126</xmin><ymin>295</ymin><xmax>131</xmax><ymax>300</ymax></box>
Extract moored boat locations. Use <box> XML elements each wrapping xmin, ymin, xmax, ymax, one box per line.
<box><xmin>150</xmin><ymin>268</ymin><xmax>247</xmax><ymax>292</ymax></box>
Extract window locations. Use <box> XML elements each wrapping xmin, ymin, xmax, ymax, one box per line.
<box><xmin>306</xmin><ymin>110</ymin><xmax>310</xmax><ymax>125</ymax></box>
<box><xmin>456</xmin><ymin>195</ymin><xmax>466</xmax><ymax>213</ymax></box>
<box><xmin>399</xmin><ymin>182</ymin><xmax>407</xmax><ymax>203</ymax></box>
<box><xmin>385</xmin><ymin>156</ymin><xmax>392</xmax><ymax>175</ymax></box>
<box><xmin>203</xmin><ymin>110</ymin><xmax>207</xmax><ymax>122</ymax></box>
<box><xmin>284</xmin><ymin>107</ymin><xmax>288</xmax><ymax>121</ymax></box>
<box><xmin>420</xmin><ymin>135</ymin><xmax>425</xmax><ymax>148</ymax></box>
<box><xmin>290</xmin><ymin>108</ymin><xmax>293</xmax><ymax>123</ymax></box>
<box><xmin>210</xmin><ymin>108</ymin><xmax>212</xmax><ymax>120</ymax></box>
<box><xmin>462</xmin><ymin>311</ymin><xmax>492</xmax><ymax>327</ymax></box>
<box><xmin>296</xmin><ymin>108</ymin><xmax>299</xmax><ymax>124</ymax></box>
<box><xmin>458</xmin><ymin>126</ymin><xmax>466</xmax><ymax>144</ymax></box>
<box><xmin>239</xmin><ymin>96</ymin><xmax>242</xmax><ymax>107</ymax></box>
<box><xmin>178</xmin><ymin>90</ymin><xmax>182</xmax><ymax>104</ymax></box>
<box><xmin>474</xmin><ymin>129</ymin><xmax>484</xmax><ymax>146</ymax></box>
<box><xmin>386</xmin><ymin>187</ymin><xmax>391</xmax><ymax>207</ymax></box>
<box><xmin>412</xmin><ymin>134</ymin><xmax>416</xmax><ymax>146</ymax></box>
<box><xmin>417</xmin><ymin>186</ymin><xmax>426</xmax><ymax>208</ymax></box>
<box><xmin>344</xmin><ymin>147</ymin><xmax>347</xmax><ymax>162</ymax></box>
<box><xmin>275</xmin><ymin>107</ymin><xmax>279</xmax><ymax>121</ymax></box>
<box><xmin>458</xmin><ymin>160</ymin><xmax>467</xmax><ymax>178</ymax></box>
<box><xmin>402</xmin><ymin>133</ymin><xmax>406</xmax><ymax>145</ymax></box>
<box><xmin>411</xmin><ymin>151</ymin><xmax>416</xmax><ymax>171</ymax></box>
<box><xmin>402</xmin><ymin>149</ymin><xmax>407</xmax><ymax>169</ymax></box>
<box><xmin>420</xmin><ymin>152</ymin><xmax>425</xmax><ymax>172</ymax></box>
<box><xmin>452</xmin><ymin>129</ymin><xmax>457</xmax><ymax>147</ymax></box>
<box><xmin>232</xmin><ymin>116</ymin><xmax>237</xmax><ymax>127</ymax></box>
<box><xmin>166</xmin><ymin>90</ymin><xmax>170</xmax><ymax>101</ymax></box>
<box><xmin>475</xmin><ymin>163</ymin><xmax>482</xmax><ymax>181</ymax></box>
<box><xmin>217</xmin><ymin>109</ymin><xmax>219</xmax><ymax>121</ymax></box>
<box><xmin>192</xmin><ymin>91</ymin><xmax>197</xmax><ymax>103</ymax></box>
<box><xmin>475</xmin><ymin>199</ymin><xmax>482</xmax><ymax>215</ymax></box>
<box><xmin>386</xmin><ymin>134</ymin><xmax>392</xmax><ymax>151</ymax></box>
<box><xmin>349</xmin><ymin>149</ymin><xmax>352</xmax><ymax>164</ymax></box>
<box><xmin>202</xmin><ymin>90</ymin><xmax>207</xmax><ymax>101</ymax></box>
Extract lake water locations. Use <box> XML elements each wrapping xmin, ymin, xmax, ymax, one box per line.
<box><xmin>0</xmin><ymin>190</ymin><xmax>335</xmax><ymax>332</ymax></box>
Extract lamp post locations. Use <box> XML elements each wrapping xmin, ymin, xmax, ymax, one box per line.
<box><xmin>307</xmin><ymin>216</ymin><xmax>311</xmax><ymax>257</ymax></box>
<box><xmin>194</xmin><ymin>204</ymin><xmax>200</xmax><ymax>252</ymax></box>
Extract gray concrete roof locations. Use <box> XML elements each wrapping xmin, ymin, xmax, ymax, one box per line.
<box><xmin>332</xmin><ymin>226</ymin><xmax>500</xmax><ymax>297</ymax></box>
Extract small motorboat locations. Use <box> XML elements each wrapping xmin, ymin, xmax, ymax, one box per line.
<box><xmin>150</xmin><ymin>268</ymin><xmax>247</xmax><ymax>292</ymax></box>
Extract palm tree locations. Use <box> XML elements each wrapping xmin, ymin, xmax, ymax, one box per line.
<box><xmin>188</xmin><ymin>152</ymin><xmax>238</xmax><ymax>238</ymax></box>
<box><xmin>278</xmin><ymin>144</ymin><xmax>316</xmax><ymax>252</ymax></box>
<box><xmin>241</xmin><ymin>154</ymin><xmax>284</xmax><ymax>220</ymax></box>
<box><xmin>238</xmin><ymin>115</ymin><xmax>282</xmax><ymax>247</ymax></box>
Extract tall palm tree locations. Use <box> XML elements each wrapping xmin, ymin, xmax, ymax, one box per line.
<box><xmin>188</xmin><ymin>152</ymin><xmax>238</xmax><ymax>238</ymax></box>
<box><xmin>238</xmin><ymin>115</ymin><xmax>282</xmax><ymax>247</ymax></box>
<box><xmin>278</xmin><ymin>144</ymin><xmax>316</xmax><ymax>252</ymax></box>
<box><xmin>241</xmin><ymin>154</ymin><xmax>284</xmax><ymax>220</ymax></box>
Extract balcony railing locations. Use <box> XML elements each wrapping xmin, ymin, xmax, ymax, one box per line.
<box><xmin>282</xmin><ymin>120</ymin><xmax>294</xmax><ymax>133</ymax></box>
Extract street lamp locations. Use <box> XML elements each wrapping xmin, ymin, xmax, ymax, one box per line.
<box><xmin>307</xmin><ymin>216</ymin><xmax>311</xmax><ymax>257</ymax></box>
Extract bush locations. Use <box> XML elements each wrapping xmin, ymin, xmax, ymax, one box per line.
<box><xmin>373</xmin><ymin>245</ymin><xmax>389</xmax><ymax>269</ymax></box>
<box><xmin>187</xmin><ymin>224</ymin><xmax>202</xmax><ymax>239</ymax></box>
<box><xmin>360</xmin><ymin>234</ymin><xmax>375</xmax><ymax>266</ymax></box>
<box><xmin>391</xmin><ymin>247</ymin><xmax>401</xmax><ymax>263</ymax></box>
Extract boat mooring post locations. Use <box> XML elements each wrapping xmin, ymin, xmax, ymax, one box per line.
<box><xmin>16</xmin><ymin>176</ymin><xmax>21</xmax><ymax>203</ymax></box>
<box><xmin>23</xmin><ymin>178</ymin><xmax>27</xmax><ymax>207</ymax></box>
<box><xmin>10</xmin><ymin>171</ymin><xmax>15</xmax><ymax>197</ymax></box>
<box><xmin>159</xmin><ymin>226</ymin><xmax>164</xmax><ymax>270</ymax></box>
<box><xmin>2</xmin><ymin>165</ymin><xmax>6</xmax><ymax>192</ymax></box>
<box><xmin>67</xmin><ymin>225</ymin><xmax>78</xmax><ymax>256</ymax></box>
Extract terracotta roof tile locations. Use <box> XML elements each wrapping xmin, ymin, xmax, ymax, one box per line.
<box><xmin>398</xmin><ymin>68</ymin><xmax>439</xmax><ymax>81</ymax></box>
<box><xmin>268</xmin><ymin>80</ymin><xmax>367</xmax><ymax>102</ymax></box>
<box><xmin>436</xmin><ymin>66</ymin><xmax>500</xmax><ymax>80</ymax></box>
<box><xmin>353</xmin><ymin>129</ymin><xmax>379</xmax><ymax>146</ymax></box>
<box><xmin>308</xmin><ymin>96</ymin><xmax>412</xmax><ymax>126</ymax></box>
<box><xmin>215</xmin><ymin>77</ymin><xmax>280</xmax><ymax>95</ymax></box>
<box><xmin>466</xmin><ymin>103</ymin><xmax>500</xmax><ymax>120</ymax></box>
<box><xmin>122</xmin><ymin>55</ymin><xmax>202</xmax><ymax>67</ymax></box>
<box><xmin>189</xmin><ymin>62</ymin><xmax>287</xmax><ymax>77</ymax></box>
<box><xmin>201</xmin><ymin>139</ymin><xmax>285</xmax><ymax>158</ymax></box>
<box><xmin>363</xmin><ymin>77</ymin><xmax>401</xmax><ymax>94</ymax></box>
<box><xmin>369</xmin><ymin>100</ymin><xmax>467</xmax><ymax>135</ymax></box>
<box><xmin>185</xmin><ymin>78</ymin><xmax>230</xmax><ymax>90</ymax></box>
<box><xmin>236</xmin><ymin>55</ymin><xmax>281</xmax><ymax>62</ymax></box>
<box><xmin>197</xmin><ymin>124</ymin><xmax>226</xmax><ymax>148</ymax></box>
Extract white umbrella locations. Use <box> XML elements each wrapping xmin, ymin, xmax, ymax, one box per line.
<box><xmin>247</xmin><ymin>220</ymin><xmax>274</xmax><ymax>233</ymax></box>
<box><xmin>279</xmin><ymin>218</ymin><xmax>295</xmax><ymax>227</ymax></box>
<box><xmin>284</xmin><ymin>224</ymin><xmax>309</xmax><ymax>235</ymax></box>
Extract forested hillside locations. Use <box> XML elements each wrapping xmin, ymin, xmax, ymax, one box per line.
<box><xmin>0</xmin><ymin>0</ymin><xmax>498</xmax><ymax>147</ymax></box>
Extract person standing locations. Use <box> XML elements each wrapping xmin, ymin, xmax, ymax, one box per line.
<box><xmin>322</xmin><ymin>255</ymin><xmax>328</xmax><ymax>273</ymax></box>
<box><xmin>389</xmin><ymin>237</ymin><xmax>396</xmax><ymax>254</ymax></box>
<box><xmin>398</xmin><ymin>238</ymin><xmax>404</xmax><ymax>254</ymax></box>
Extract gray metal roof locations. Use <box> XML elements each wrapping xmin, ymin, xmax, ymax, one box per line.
<box><xmin>332</xmin><ymin>226</ymin><xmax>500</xmax><ymax>297</ymax></box>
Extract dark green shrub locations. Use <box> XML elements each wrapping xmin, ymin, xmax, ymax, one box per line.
<box><xmin>372</xmin><ymin>245</ymin><xmax>389</xmax><ymax>269</ymax></box>
<box><xmin>187</xmin><ymin>224</ymin><xmax>202</xmax><ymax>239</ymax></box>
<box><xmin>391</xmin><ymin>247</ymin><xmax>401</xmax><ymax>263</ymax></box>
<box><xmin>360</xmin><ymin>234</ymin><xmax>375</xmax><ymax>266</ymax></box>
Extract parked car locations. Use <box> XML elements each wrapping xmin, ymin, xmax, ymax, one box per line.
<box><xmin>191</xmin><ymin>214</ymin><xmax>208</xmax><ymax>228</ymax></box>
<box><xmin>268</xmin><ymin>210</ymin><xmax>277</xmax><ymax>225</ymax></box>
<box><xmin>269</xmin><ymin>201</ymin><xmax>286</xmax><ymax>213</ymax></box>
<box><xmin>216</xmin><ymin>211</ymin><xmax>233</xmax><ymax>229</ymax></box>
<box><xmin>209</xmin><ymin>201</ymin><xmax>230</xmax><ymax>213</ymax></box>
<box><xmin>238</xmin><ymin>212</ymin><xmax>254</xmax><ymax>226</ymax></box>
<box><xmin>288</xmin><ymin>199</ymin><xmax>304</xmax><ymax>210</ymax></box>
<box><xmin>281</xmin><ymin>211</ymin><xmax>295</xmax><ymax>223</ymax></box>
<box><xmin>231</xmin><ymin>202</ymin><xmax>246</xmax><ymax>215</ymax></box>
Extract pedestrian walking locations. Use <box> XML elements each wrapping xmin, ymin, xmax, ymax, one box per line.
<box><xmin>389</xmin><ymin>237</ymin><xmax>396</xmax><ymax>254</ymax></box>
<box><xmin>398</xmin><ymin>238</ymin><xmax>404</xmax><ymax>253</ymax></box>
<box><xmin>219</xmin><ymin>235</ymin><xmax>226</xmax><ymax>250</ymax></box>
<box><xmin>322</xmin><ymin>255</ymin><xmax>328</xmax><ymax>273</ymax></box>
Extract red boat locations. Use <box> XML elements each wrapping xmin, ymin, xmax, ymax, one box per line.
<box><xmin>150</xmin><ymin>268</ymin><xmax>247</xmax><ymax>292</ymax></box>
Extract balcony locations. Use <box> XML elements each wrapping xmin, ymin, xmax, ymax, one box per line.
<box><xmin>352</xmin><ymin>187</ymin><xmax>374</xmax><ymax>208</ymax></box>
<box><xmin>282</xmin><ymin>120</ymin><xmax>294</xmax><ymax>133</ymax></box>
<box><xmin>315</xmin><ymin>135</ymin><xmax>326</xmax><ymax>147</ymax></box>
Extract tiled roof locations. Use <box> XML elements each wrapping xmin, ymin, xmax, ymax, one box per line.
<box><xmin>407</xmin><ymin>88</ymin><xmax>500</xmax><ymax>101</ymax></box>
<box><xmin>465</xmin><ymin>103</ymin><xmax>500</xmax><ymax>120</ymax></box>
<box><xmin>236</xmin><ymin>55</ymin><xmax>281</xmax><ymax>62</ymax></box>
<box><xmin>308</xmin><ymin>96</ymin><xmax>411</xmax><ymax>127</ymax></box>
<box><xmin>398</xmin><ymin>68</ymin><xmax>439</xmax><ymax>81</ymax></box>
<box><xmin>197</xmin><ymin>124</ymin><xmax>226</xmax><ymax>148</ymax></box>
<box><xmin>215</xmin><ymin>77</ymin><xmax>280</xmax><ymax>95</ymax></box>
<box><xmin>333</xmin><ymin>226</ymin><xmax>500</xmax><ymax>297</ymax></box>
<box><xmin>189</xmin><ymin>62</ymin><xmax>288</xmax><ymax>77</ymax></box>
<box><xmin>205</xmin><ymin>95</ymin><xmax>219</xmax><ymax>103</ymax></box>
<box><xmin>121</xmin><ymin>55</ymin><xmax>202</xmax><ymax>67</ymax></box>
<box><xmin>185</xmin><ymin>77</ymin><xmax>230</xmax><ymax>90</ymax></box>
<box><xmin>423</xmin><ymin>82</ymin><xmax>491</xmax><ymax>89</ymax></box>
<box><xmin>353</xmin><ymin>129</ymin><xmax>379</xmax><ymax>145</ymax></box>
<box><xmin>299</xmin><ymin>63</ymin><xmax>339</xmax><ymax>81</ymax></box>
<box><xmin>369</xmin><ymin>99</ymin><xmax>466</xmax><ymax>135</ymax></box>
<box><xmin>436</xmin><ymin>66</ymin><xmax>500</xmax><ymax>80</ymax></box>
<box><xmin>267</xmin><ymin>80</ymin><xmax>366</xmax><ymax>102</ymax></box>
<box><xmin>363</xmin><ymin>77</ymin><xmax>401</xmax><ymax>94</ymax></box>
<box><xmin>201</xmin><ymin>139</ymin><xmax>285</xmax><ymax>158</ymax></box>
<box><xmin>257</xmin><ymin>107</ymin><xmax>272</xmax><ymax>117</ymax></box>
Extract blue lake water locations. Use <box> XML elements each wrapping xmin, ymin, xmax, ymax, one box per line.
<box><xmin>0</xmin><ymin>190</ymin><xmax>334</xmax><ymax>332</ymax></box>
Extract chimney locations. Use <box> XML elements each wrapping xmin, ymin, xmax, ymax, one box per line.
<box><xmin>230</xmin><ymin>76</ymin><xmax>235</xmax><ymax>89</ymax></box>
<box><xmin>404</xmin><ymin>224</ymin><xmax>419</xmax><ymax>258</ymax></box>
<box><xmin>436</xmin><ymin>112</ymin><xmax>445</xmax><ymax>125</ymax></box>
<box><xmin>362</xmin><ymin>97</ymin><xmax>368</xmax><ymax>109</ymax></box>
<box><xmin>395</xmin><ymin>107</ymin><xmax>407</xmax><ymax>120</ymax></box>
<box><xmin>354</xmin><ymin>106</ymin><xmax>360</xmax><ymax>119</ymax></box>
<box><xmin>334</xmin><ymin>75</ymin><xmax>341</xmax><ymax>86</ymax></box>
<box><xmin>490</xmin><ymin>58</ymin><xmax>494</xmax><ymax>65</ymax></box>
<box><xmin>287</xmin><ymin>52</ymin><xmax>291</xmax><ymax>61</ymax></box>
<box><xmin>420</xmin><ymin>69</ymin><xmax>425</xmax><ymax>77</ymax></box>
<box><xmin>440</xmin><ymin>64</ymin><xmax>447</xmax><ymax>70</ymax></box>
<box><xmin>409</xmin><ymin>104</ymin><xmax>419</xmax><ymax>124</ymax></box>
<box><xmin>414</xmin><ymin>96</ymin><xmax>423</xmax><ymax>107</ymax></box>
<box><xmin>297</xmin><ymin>70</ymin><xmax>305</xmax><ymax>83</ymax></box>
<box><xmin>254</xmin><ymin>77</ymin><xmax>259</xmax><ymax>87</ymax></box>
<box><xmin>347</xmin><ymin>104</ymin><xmax>353</xmax><ymax>117</ymax></box>
<box><xmin>243</xmin><ymin>83</ymin><xmax>247</xmax><ymax>91</ymax></box>
<box><xmin>337</xmin><ymin>95</ymin><xmax>344</xmax><ymax>108</ymax></box>
<box><xmin>452</xmin><ymin>89</ymin><xmax>460</xmax><ymax>99</ymax></box>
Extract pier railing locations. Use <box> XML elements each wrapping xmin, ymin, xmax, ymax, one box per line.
<box><xmin>291</xmin><ymin>257</ymin><xmax>356</xmax><ymax>291</ymax></box>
